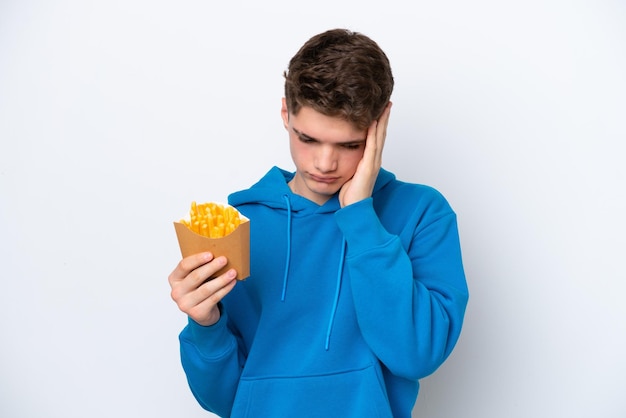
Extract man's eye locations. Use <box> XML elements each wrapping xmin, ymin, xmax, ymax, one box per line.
<box><xmin>343</xmin><ymin>143</ymin><xmax>361</xmax><ymax>150</ymax></box>
<box><xmin>299</xmin><ymin>137</ymin><xmax>315</xmax><ymax>144</ymax></box>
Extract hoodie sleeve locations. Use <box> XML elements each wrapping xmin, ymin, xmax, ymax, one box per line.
<box><xmin>334</xmin><ymin>193</ymin><xmax>469</xmax><ymax>380</ymax></box>
<box><xmin>178</xmin><ymin>308</ymin><xmax>243</xmax><ymax>417</ymax></box>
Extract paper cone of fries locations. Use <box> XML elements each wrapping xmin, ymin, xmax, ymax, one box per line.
<box><xmin>174</xmin><ymin>202</ymin><xmax>250</xmax><ymax>280</ymax></box>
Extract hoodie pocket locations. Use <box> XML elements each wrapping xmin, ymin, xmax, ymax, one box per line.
<box><xmin>231</xmin><ymin>364</ymin><xmax>393</xmax><ymax>418</ymax></box>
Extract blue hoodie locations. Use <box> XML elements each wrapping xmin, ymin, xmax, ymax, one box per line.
<box><xmin>179</xmin><ymin>166</ymin><xmax>469</xmax><ymax>418</ymax></box>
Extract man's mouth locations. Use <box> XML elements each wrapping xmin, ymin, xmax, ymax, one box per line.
<box><xmin>309</xmin><ymin>174</ymin><xmax>339</xmax><ymax>184</ymax></box>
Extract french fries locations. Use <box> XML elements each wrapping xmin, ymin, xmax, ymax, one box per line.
<box><xmin>180</xmin><ymin>201</ymin><xmax>243</xmax><ymax>238</ymax></box>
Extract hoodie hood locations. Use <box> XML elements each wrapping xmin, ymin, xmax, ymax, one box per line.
<box><xmin>229</xmin><ymin>166</ymin><xmax>396</xmax><ymax>212</ymax></box>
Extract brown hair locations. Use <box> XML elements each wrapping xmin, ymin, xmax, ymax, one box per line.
<box><xmin>284</xmin><ymin>29</ymin><xmax>394</xmax><ymax>130</ymax></box>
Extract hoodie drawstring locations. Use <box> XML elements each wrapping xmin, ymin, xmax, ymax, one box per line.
<box><xmin>281</xmin><ymin>195</ymin><xmax>292</xmax><ymax>302</ymax></box>
<box><xmin>281</xmin><ymin>194</ymin><xmax>346</xmax><ymax>350</ymax></box>
<box><xmin>325</xmin><ymin>238</ymin><xmax>346</xmax><ymax>351</ymax></box>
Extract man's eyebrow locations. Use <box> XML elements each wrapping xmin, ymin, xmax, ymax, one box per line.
<box><xmin>292</xmin><ymin>127</ymin><xmax>319</xmax><ymax>142</ymax></box>
<box><xmin>292</xmin><ymin>127</ymin><xmax>366</xmax><ymax>144</ymax></box>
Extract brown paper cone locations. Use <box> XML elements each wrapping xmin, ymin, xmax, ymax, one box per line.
<box><xmin>173</xmin><ymin>220</ymin><xmax>250</xmax><ymax>280</ymax></box>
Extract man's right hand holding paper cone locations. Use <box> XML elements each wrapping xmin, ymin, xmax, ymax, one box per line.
<box><xmin>168</xmin><ymin>252</ymin><xmax>237</xmax><ymax>326</ymax></box>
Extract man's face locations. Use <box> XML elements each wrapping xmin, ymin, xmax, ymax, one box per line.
<box><xmin>281</xmin><ymin>99</ymin><xmax>367</xmax><ymax>205</ymax></box>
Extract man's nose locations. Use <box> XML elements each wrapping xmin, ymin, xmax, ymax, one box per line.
<box><xmin>314</xmin><ymin>145</ymin><xmax>337</xmax><ymax>173</ymax></box>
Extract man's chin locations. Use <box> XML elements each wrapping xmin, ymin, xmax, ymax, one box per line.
<box><xmin>302</xmin><ymin>185</ymin><xmax>341</xmax><ymax>203</ymax></box>
<box><xmin>309</xmin><ymin>181</ymin><xmax>341</xmax><ymax>195</ymax></box>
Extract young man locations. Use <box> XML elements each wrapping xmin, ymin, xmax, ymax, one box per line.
<box><xmin>168</xmin><ymin>29</ymin><xmax>469</xmax><ymax>418</ymax></box>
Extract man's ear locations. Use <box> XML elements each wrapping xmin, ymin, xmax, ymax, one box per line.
<box><xmin>281</xmin><ymin>98</ymin><xmax>289</xmax><ymax>130</ymax></box>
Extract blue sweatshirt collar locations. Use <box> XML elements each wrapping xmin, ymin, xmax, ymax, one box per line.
<box><xmin>229</xmin><ymin>166</ymin><xmax>395</xmax><ymax>212</ymax></box>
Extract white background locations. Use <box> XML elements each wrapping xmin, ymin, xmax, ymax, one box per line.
<box><xmin>1</xmin><ymin>1</ymin><xmax>625</xmax><ymax>417</ymax></box>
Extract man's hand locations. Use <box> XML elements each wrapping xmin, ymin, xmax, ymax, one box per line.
<box><xmin>339</xmin><ymin>102</ymin><xmax>392</xmax><ymax>208</ymax></box>
<box><xmin>168</xmin><ymin>252</ymin><xmax>238</xmax><ymax>326</ymax></box>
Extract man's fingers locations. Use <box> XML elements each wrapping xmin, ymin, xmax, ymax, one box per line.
<box><xmin>187</xmin><ymin>256</ymin><xmax>228</xmax><ymax>286</ymax></box>
<box><xmin>174</xmin><ymin>268</ymin><xmax>238</xmax><ymax>320</ymax></box>
<box><xmin>168</xmin><ymin>252</ymin><xmax>214</xmax><ymax>286</ymax></box>
<box><xmin>374</xmin><ymin>102</ymin><xmax>392</xmax><ymax>156</ymax></box>
<box><xmin>170</xmin><ymin>255</ymin><xmax>229</xmax><ymax>300</ymax></box>
<box><xmin>191</xmin><ymin>271</ymin><xmax>238</xmax><ymax>313</ymax></box>
<box><xmin>364</xmin><ymin>102</ymin><xmax>392</xmax><ymax>164</ymax></box>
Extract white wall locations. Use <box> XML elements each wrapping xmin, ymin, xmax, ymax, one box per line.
<box><xmin>1</xmin><ymin>1</ymin><xmax>624</xmax><ymax>417</ymax></box>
